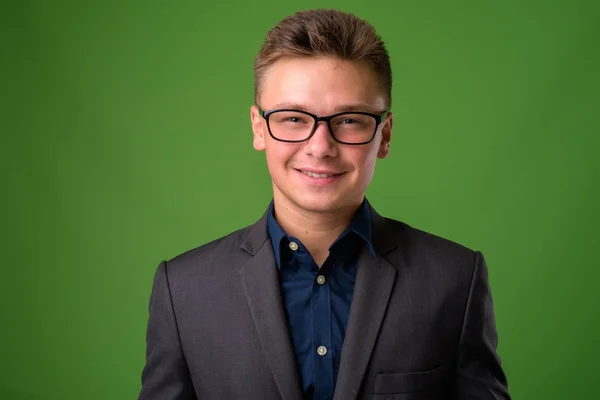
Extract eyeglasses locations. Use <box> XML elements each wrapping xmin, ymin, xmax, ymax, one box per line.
<box><xmin>258</xmin><ymin>106</ymin><xmax>389</xmax><ymax>145</ymax></box>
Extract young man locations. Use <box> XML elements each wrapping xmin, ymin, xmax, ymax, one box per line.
<box><xmin>139</xmin><ymin>9</ymin><xmax>510</xmax><ymax>400</ymax></box>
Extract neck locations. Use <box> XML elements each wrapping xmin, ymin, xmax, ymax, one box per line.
<box><xmin>272</xmin><ymin>191</ymin><xmax>363</xmax><ymax>265</ymax></box>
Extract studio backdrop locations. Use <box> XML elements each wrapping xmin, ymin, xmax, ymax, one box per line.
<box><xmin>1</xmin><ymin>1</ymin><xmax>598</xmax><ymax>399</ymax></box>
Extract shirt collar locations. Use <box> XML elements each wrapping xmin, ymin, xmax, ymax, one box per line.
<box><xmin>266</xmin><ymin>200</ymin><xmax>288</xmax><ymax>269</ymax></box>
<box><xmin>266</xmin><ymin>198</ymin><xmax>377</xmax><ymax>269</ymax></box>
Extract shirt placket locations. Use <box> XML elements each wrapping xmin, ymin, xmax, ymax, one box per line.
<box><xmin>312</xmin><ymin>264</ymin><xmax>334</xmax><ymax>399</ymax></box>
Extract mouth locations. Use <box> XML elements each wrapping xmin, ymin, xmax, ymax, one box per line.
<box><xmin>294</xmin><ymin>168</ymin><xmax>346</xmax><ymax>186</ymax></box>
<box><xmin>298</xmin><ymin>170</ymin><xmax>344</xmax><ymax>178</ymax></box>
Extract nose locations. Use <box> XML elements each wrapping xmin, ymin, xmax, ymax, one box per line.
<box><xmin>303</xmin><ymin>121</ymin><xmax>338</xmax><ymax>158</ymax></box>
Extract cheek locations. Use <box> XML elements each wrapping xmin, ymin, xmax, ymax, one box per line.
<box><xmin>265</xmin><ymin>142</ymin><xmax>297</xmax><ymax>171</ymax></box>
<box><xmin>346</xmin><ymin>146</ymin><xmax>378</xmax><ymax>174</ymax></box>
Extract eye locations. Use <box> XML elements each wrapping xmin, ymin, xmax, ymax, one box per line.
<box><xmin>273</xmin><ymin>112</ymin><xmax>310</xmax><ymax>124</ymax></box>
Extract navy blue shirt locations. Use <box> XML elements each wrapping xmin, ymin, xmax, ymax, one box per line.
<box><xmin>267</xmin><ymin>199</ymin><xmax>377</xmax><ymax>400</ymax></box>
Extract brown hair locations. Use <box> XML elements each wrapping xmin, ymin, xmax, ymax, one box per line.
<box><xmin>254</xmin><ymin>9</ymin><xmax>392</xmax><ymax>108</ymax></box>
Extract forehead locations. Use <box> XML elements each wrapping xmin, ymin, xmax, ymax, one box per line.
<box><xmin>259</xmin><ymin>56</ymin><xmax>386</xmax><ymax>113</ymax></box>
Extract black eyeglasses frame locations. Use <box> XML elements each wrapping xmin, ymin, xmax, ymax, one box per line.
<box><xmin>258</xmin><ymin>106</ymin><xmax>389</xmax><ymax>145</ymax></box>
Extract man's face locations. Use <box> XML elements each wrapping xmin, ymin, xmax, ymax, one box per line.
<box><xmin>250</xmin><ymin>56</ymin><xmax>393</xmax><ymax>214</ymax></box>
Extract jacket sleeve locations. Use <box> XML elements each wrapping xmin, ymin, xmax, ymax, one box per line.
<box><xmin>139</xmin><ymin>261</ymin><xmax>197</xmax><ymax>400</ymax></box>
<box><xmin>455</xmin><ymin>251</ymin><xmax>511</xmax><ymax>399</ymax></box>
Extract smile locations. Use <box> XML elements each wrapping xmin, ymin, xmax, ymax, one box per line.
<box><xmin>299</xmin><ymin>170</ymin><xmax>340</xmax><ymax>178</ymax></box>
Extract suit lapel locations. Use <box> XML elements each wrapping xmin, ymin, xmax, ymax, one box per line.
<box><xmin>333</xmin><ymin>248</ymin><xmax>397</xmax><ymax>400</ymax></box>
<box><xmin>239</xmin><ymin>214</ymin><xmax>303</xmax><ymax>400</ymax></box>
<box><xmin>239</xmin><ymin>201</ymin><xmax>403</xmax><ymax>400</ymax></box>
<box><xmin>333</xmin><ymin>203</ymin><xmax>402</xmax><ymax>400</ymax></box>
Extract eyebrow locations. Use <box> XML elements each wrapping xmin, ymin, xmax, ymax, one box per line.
<box><xmin>269</xmin><ymin>102</ymin><xmax>381</xmax><ymax>114</ymax></box>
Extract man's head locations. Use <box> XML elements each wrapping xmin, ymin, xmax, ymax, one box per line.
<box><xmin>250</xmin><ymin>9</ymin><xmax>393</xmax><ymax>214</ymax></box>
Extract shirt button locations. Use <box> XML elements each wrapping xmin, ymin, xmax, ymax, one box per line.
<box><xmin>317</xmin><ymin>346</ymin><xmax>327</xmax><ymax>356</ymax></box>
<box><xmin>289</xmin><ymin>241</ymin><xmax>299</xmax><ymax>251</ymax></box>
<box><xmin>316</xmin><ymin>275</ymin><xmax>326</xmax><ymax>285</ymax></box>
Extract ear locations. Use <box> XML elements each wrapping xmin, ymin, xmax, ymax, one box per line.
<box><xmin>377</xmin><ymin>112</ymin><xmax>393</xmax><ymax>159</ymax></box>
<box><xmin>250</xmin><ymin>105</ymin><xmax>266</xmax><ymax>151</ymax></box>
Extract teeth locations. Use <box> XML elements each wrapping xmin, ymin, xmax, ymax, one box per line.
<box><xmin>301</xmin><ymin>170</ymin><xmax>335</xmax><ymax>178</ymax></box>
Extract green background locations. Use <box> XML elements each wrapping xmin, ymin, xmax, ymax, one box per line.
<box><xmin>2</xmin><ymin>0</ymin><xmax>598</xmax><ymax>399</ymax></box>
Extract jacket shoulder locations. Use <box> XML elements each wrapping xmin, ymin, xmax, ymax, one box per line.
<box><xmin>163</xmin><ymin>224</ymin><xmax>254</xmax><ymax>276</ymax></box>
<box><xmin>383</xmin><ymin>217</ymin><xmax>477</xmax><ymax>267</ymax></box>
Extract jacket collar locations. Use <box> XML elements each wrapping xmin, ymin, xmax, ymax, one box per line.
<box><xmin>241</xmin><ymin>198</ymin><xmax>399</xmax><ymax>259</ymax></box>
<box><xmin>265</xmin><ymin>197</ymin><xmax>378</xmax><ymax>269</ymax></box>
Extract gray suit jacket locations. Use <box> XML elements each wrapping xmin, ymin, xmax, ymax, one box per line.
<box><xmin>139</xmin><ymin>204</ymin><xmax>510</xmax><ymax>399</ymax></box>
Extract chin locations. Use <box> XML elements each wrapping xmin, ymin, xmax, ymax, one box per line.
<box><xmin>289</xmin><ymin>192</ymin><xmax>351</xmax><ymax>214</ymax></box>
